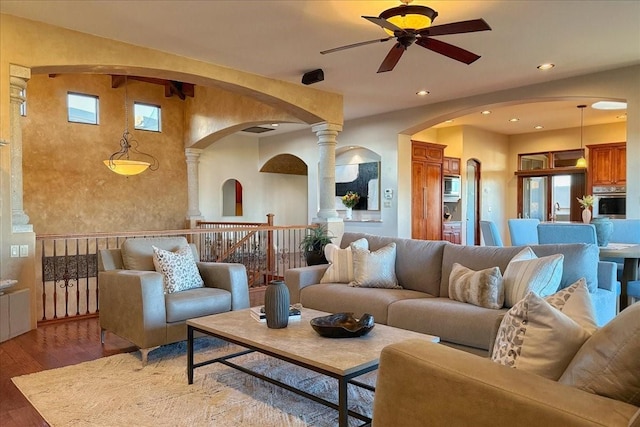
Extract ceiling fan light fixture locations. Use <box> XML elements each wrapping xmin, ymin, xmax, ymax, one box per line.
<box><xmin>379</xmin><ymin>5</ymin><xmax>438</xmax><ymax>36</ymax></box>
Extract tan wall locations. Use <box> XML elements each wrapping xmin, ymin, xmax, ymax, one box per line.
<box><xmin>22</xmin><ymin>74</ymin><xmax>188</xmax><ymax>234</ymax></box>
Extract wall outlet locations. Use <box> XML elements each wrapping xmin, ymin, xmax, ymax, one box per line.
<box><xmin>19</xmin><ymin>245</ymin><xmax>28</xmax><ymax>257</ymax></box>
<box><xmin>10</xmin><ymin>245</ymin><xmax>19</xmax><ymax>258</ymax></box>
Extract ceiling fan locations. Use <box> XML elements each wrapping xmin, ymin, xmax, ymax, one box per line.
<box><xmin>321</xmin><ymin>0</ymin><xmax>491</xmax><ymax>73</ymax></box>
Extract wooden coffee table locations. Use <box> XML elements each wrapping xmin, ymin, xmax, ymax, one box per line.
<box><xmin>187</xmin><ymin>308</ymin><xmax>439</xmax><ymax>427</ymax></box>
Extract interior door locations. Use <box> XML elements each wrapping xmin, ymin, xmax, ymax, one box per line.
<box><xmin>466</xmin><ymin>159</ymin><xmax>480</xmax><ymax>245</ymax></box>
<box><xmin>522</xmin><ymin>176</ymin><xmax>548</xmax><ymax>221</ymax></box>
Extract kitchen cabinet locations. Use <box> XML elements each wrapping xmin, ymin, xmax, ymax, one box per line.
<box><xmin>443</xmin><ymin>221</ymin><xmax>462</xmax><ymax>244</ymax></box>
<box><xmin>412</xmin><ymin>141</ymin><xmax>444</xmax><ymax>240</ymax></box>
<box><xmin>443</xmin><ymin>156</ymin><xmax>461</xmax><ymax>176</ymax></box>
<box><xmin>588</xmin><ymin>143</ymin><xmax>626</xmax><ymax>187</ymax></box>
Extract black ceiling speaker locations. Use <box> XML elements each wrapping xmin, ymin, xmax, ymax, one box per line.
<box><xmin>302</xmin><ymin>69</ymin><xmax>324</xmax><ymax>85</ymax></box>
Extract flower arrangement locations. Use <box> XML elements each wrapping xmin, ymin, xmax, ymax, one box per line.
<box><xmin>341</xmin><ymin>191</ymin><xmax>360</xmax><ymax>209</ymax></box>
<box><xmin>576</xmin><ymin>195</ymin><xmax>594</xmax><ymax>209</ymax></box>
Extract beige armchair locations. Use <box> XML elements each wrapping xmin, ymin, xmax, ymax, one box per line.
<box><xmin>98</xmin><ymin>237</ymin><xmax>250</xmax><ymax>363</ymax></box>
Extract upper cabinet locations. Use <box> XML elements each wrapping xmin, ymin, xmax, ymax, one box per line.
<box><xmin>443</xmin><ymin>156</ymin><xmax>461</xmax><ymax>176</ymax></box>
<box><xmin>588</xmin><ymin>143</ymin><xmax>626</xmax><ymax>187</ymax></box>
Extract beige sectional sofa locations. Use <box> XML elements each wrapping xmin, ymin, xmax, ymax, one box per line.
<box><xmin>284</xmin><ymin>232</ymin><xmax>618</xmax><ymax>355</ymax></box>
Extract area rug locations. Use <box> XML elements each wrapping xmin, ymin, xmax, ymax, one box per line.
<box><xmin>12</xmin><ymin>338</ymin><xmax>375</xmax><ymax>427</ymax></box>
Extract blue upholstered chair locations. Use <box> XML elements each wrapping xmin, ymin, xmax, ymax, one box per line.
<box><xmin>508</xmin><ymin>218</ymin><xmax>540</xmax><ymax>246</ymax></box>
<box><xmin>479</xmin><ymin>220</ymin><xmax>503</xmax><ymax>246</ymax></box>
<box><xmin>537</xmin><ymin>223</ymin><xmax>597</xmax><ymax>244</ymax></box>
<box><xmin>606</xmin><ymin>219</ymin><xmax>640</xmax><ymax>304</ymax></box>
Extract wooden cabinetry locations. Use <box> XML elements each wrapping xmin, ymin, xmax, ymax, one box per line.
<box><xmin>412</xmin><ymin>141</ymin><xmax>444</xmax><ymax>240</ymax></box>
<box><xmin>588</xmin><ymin>143</ymin><xmax>626</xmax><ymax>187</ymax></box>
<box><xmin>443</xmin><ymin>156</ymin><xmax>461</xmax><ymax>176</ymax></box>
<box><xmin>443</xmin><ymin>221</ymin><xmax>462</xmax><ymax>244</ymax></box>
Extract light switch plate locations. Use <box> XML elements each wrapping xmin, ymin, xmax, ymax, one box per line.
<box><xmin>19</xmin><ymin>245</ymin><xmax>28</xmax><ymax>257</ymax></box>
<box><xmin>10</xmin><ymin>245</ymin><xmax>19</xmax><ymax>258</ymax></box>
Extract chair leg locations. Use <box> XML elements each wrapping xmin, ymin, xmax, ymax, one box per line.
<box><xmin>100</xmin><ymin>328</ymin><xmax>106</xmax><ymax>344</ymax></box>
<box><xmin>140</xmin><ymin>346</ymin><xmax>159</xmax><ymax>366</ymax></box>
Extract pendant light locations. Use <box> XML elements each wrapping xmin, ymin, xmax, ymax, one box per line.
<box><xmin>104</xmin><ymin>76</ymin><xmax>159</xmax><ymax>176</ymax></box>
<box><xmin>575</xmin><ymin>104</ymin><xmax>587</xmax><ymax>168</ymax></box>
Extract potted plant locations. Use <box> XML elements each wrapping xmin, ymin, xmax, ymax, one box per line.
<box><xmin>299</xmin><ymin>224</ymin><xmax>334</xmax><ymax>265</ymax></box>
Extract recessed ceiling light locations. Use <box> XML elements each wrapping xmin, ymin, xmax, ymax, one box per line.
<box><xmin>534</xmin><ymin>125</ymin><xmax>544</xmax><ymax>130</ymax></box>
<box><xmin>271</xmin><ymin>123</ymin><xmax>279</xmax><ymax>127</ymax></box>
<box><xmin>416</xmin><ymin>90</ymin><xmax>430</xmax><ymax>96</ymax></box>
<box><xmin>445</xmin><ymin>119</ymin><xmax>454</xmax><ymax>123</ymax></box>
<box><xmin>616</xmin><ymin>114</ymin><xmax>627</xmax><ymax>119</ymax></box>
<box><xmin>509</xmin><ymin>118</ymin><xmax>519</xmax><ymax>122</ymax></box>
<box><xmin>591</xmin><ymin>101</ymin><xmax>627</xmax><ymax>110</ymax></box>
<box><xmin>537</xmin><ymin>63</ymin><xmax>555</xmax><ymax>70</ymax></box>
<box><xmin>481</xmin><ymin>110</ymin><xmax>491</xmax><ymax>115</ymax></box>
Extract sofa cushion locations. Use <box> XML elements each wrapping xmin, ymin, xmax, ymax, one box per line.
<box><xmin>320</xmin><ymin>238</ymin><xmax>368</xmax><ymax>284</ymax></box>
<box><xmin>544</xmin><ymin>278</ymin><xmax>598</xmax><ymax>333</ymax></box>
<box><xmin>559</xmin><ymin>302</ymin><xmax>640</xmax><ymax>406</ymax></box>
<box><xmin>341</xmin><ymin>232</ymin><xmax>446</xmax><ymax>295</ymax></box>
<box><xmin>121</xmin><ymin>237</ymin><xmax>195</xmax><ymax>271</ymax></box>
<box><xmin>387</xmin><ymin>298</ymin><xmax>508</xmax><ymax>351</ymax></box>
<box><xmin>449</xmin><ymin>263</ymin><xmax>503</xmax><ymax>309</ymax></box>
<box><xmin>164</xmin><ymin>287</ymin><xmax>231</xmax><ymax>323</ymax></box>
<box><xmin>300</xmin><ymin>283</ymin><xmax>430</xmax><ymax>324</ymax></box>
<box><xmin>350</xmin><ymin>242</ymin><xmax>401</xmax><ymax>289</ymax></box>
<box><xmin>491</xmin><ymin>291</ymin><xmax>592</xmax><ymax>380</ymax></box>
<box><xmin>152</xmin><ymin>245</ymin><xmax>204</xmax><ymax>294</ymax></box>
<box><xmin>532</xmin><ymin>244</ymin><xmax>599</xmax><ymax>293</ymax></box>
<box><xmin>503</xmin><ymin>248</ymin><xmax>563</xmax><ymax>307</ymax></box>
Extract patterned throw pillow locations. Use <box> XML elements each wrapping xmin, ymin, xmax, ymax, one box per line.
<box><xmin>503</xmin><ymin>247</ymin><xmax>564</xmax><ymax>307</ymax></box>
<box><xmin>448</xmin><ymin>263</ymin><xmax>504</xmax><ymax>309</ymax></box>
<box><xmin>320</xmin><ymin>238</ymin><xmax>368</xmax><ymax>283</ymax></box>
<box><xmin>349</xmin><ymin>242</ymin><xmax>401</xmax><ymax>289</ymax></box>
<box><xmin>152</xmin><ymin>245</ymin><xmax>204</xmax><ymax>294</ymax></box>
<box><xmin>491</xmin><ymin>290</ymin><xmax>592</xmax><ymax>380</ymax></box>
<box><xmin>544</xmin><ymin>278</ymin><xmax>598</xmax><ymax>333</ymax></box>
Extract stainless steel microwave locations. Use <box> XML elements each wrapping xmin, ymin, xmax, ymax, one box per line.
<box><xmin>444</xmin><ymin>176</ymin><xmax>461</xmax><ymax>200</ymax></box>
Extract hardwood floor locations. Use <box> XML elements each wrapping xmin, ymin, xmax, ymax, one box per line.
<box><xmin>0</xmin><ymin>318</ymin><xmax>136</xmax><ymax>427</ymax></box>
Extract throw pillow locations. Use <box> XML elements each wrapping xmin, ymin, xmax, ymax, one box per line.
<box><xmin>152</xmin><ymin>245</ymin><xmax>204</xmax><ymax>294</ymax></box>
<box><xmin>448</xmin><ymin>263</ymin><xmax>504</xmax><ymax>309</ymax></box>
<box><xmin>491</xmin><ymin>291</ymin><xmax>592</xmax><ymax>380</ymax></box>
<box><xmin>544</xmin><ymin>278</ymin><xmax>598</xmax><ymax>333</ymax></box>
<box><xmin>320</xmin><ymin>238</ymin><xmax>368</xmax><ymax>284</ymax></box>
<box><xmin>350</xmin><ymin>242</ymin><xmax>401</xmax><ymax>289</ymax></box>
<box><xmin>503</xmin><ymin>248</ymin><xmax>563</xmax><ymax>307</ymax></box>
<box><xmin>559</xmin><ymin>302</ymin><xmax>640</xmax><ymax>406</ymax></box>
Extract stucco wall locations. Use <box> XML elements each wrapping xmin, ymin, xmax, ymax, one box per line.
<box><xmin>22</xmin><ymin>74</ymin><xmax>188</xmax><ymax>234</ymax></box>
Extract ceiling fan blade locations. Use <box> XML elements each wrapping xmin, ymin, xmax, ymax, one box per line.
<box><xmin>362</xmin><ymin>15</ymin><xmax>407</xmax><ymax>34</ymax></box>
<box><xmin>419</xmin><ymin>19</ymin><xmax>491</xmax><ymax>37</ymax></box>
<box><xmin>416</xmin><ymin>37</ymin><xmax>481</xmax><ymax>64</ymax></box>
<box><xmin>377</xmin><ymin>43</ymin><xmax>406</xmax><ymax>73</ymax></box>
<box><xmin>321</xmin><ymin>37</ymin><xmax>392</xmax><ymax>55</ymax></box>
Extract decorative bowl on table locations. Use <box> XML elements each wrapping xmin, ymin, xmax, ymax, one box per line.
<box><xmin>0</xmin><ymin>279</ymin><xmax>18</xmax><ymax>295</ymax></box>
<box><xmin>310</xmin><ymin>312</ymin><xmax>375</xmax><ymax>338</ymax></box>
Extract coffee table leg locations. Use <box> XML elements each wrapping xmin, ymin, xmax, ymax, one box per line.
<box><xmin>338</xmin><ymin>377</ymin><xmax>348</xmax><ymax>427</ymax></box>
<box><xmin>187</xmin><ymin>325</ymin><xmax>194</xmax><ymax>384</ymax></box>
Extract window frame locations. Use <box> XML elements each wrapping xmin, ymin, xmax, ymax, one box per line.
<box><xmin>67</xmin><ymin>92</ymin><xmax>99</xmax><ymax>125</ymax></box>
<box><xmin>133</xmin><ymin>102</ymin><xmax>162</xmax><ymax>132</ymax></box>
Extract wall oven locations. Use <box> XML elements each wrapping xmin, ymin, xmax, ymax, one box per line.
<box><xmin>593</xmin><ymin>186</ymin><xmax>626</xmax><ymax>219</ymax></box>
<box><xmin>444</xmin><ymin>176</ymin><xmax>461</xmax><ymax>201</ymax></box>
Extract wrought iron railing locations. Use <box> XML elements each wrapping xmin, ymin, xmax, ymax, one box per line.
<box><xmin>35</xmin><ymin>219</ymin><xmax>313</xmax><ymax>324</ymax></box>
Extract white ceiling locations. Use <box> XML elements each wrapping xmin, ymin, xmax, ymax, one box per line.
<box><xmin>1</xmin><ymin>0</ymin><xmax>638</xmax><ymax>135</ymax></box>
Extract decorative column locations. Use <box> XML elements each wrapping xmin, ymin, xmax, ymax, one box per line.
<box><xmin>9</xmin><ymin>64</ymin><xmax>32</xmax><ymax>232</ymax></box>
<box><xmin>312</xmin><ymin>122</ymin><xmax>342</xmax><ymax>220</ymax></box>
<box><xmin>185</xmin><ymin>148</ymin><xmax>204</xmax><ymax>227</ymax></box>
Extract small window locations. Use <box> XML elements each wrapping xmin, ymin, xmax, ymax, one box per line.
<box><xmin>67</xmin><ymin>92</ymin><xmax>99</xmax><ymax>124</ymax></box>
<box><xmin>20</xmin><ymin>88</ymin><xmax>26</xmax><ymax>116</ymax></box>
<box><xmin>134</xmin><ymin>102</ymin><xmax>161</xmax><ymax>132</ymax></box>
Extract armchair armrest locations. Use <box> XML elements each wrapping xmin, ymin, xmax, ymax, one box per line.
<box><xmin>98</xmin><ymin>270</ymin><xmax>167</xmax><ymax>348</ymax></box>
<box><xmin>284</xmin><ymin>265</ymin><xmax>329</xmax><ymax>304</ymax></box>
<box><xmin>598</xmin><ymin>261</ymin><xmax>618</xmax><ymax>293</ymax></box>
<box><xmin>197</xmin><ymin>262</ymin><xmax>249</xmax><ymax>310</ymax></box>
<box><xmin>373</xmin><ymin>340</ymin><xmax>639</xmax><ymax>427</ymax></box>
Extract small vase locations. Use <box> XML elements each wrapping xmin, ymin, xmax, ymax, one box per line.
<box><xmin>345</xmin><ymin>207</ymin><xmax>352</xmax><ymax>220</ymax></box>
<box><xmin>264</xmin><ymin>280</ymin><xmax>290</xmax><ymax>329</ymax></box>
<box><xmin>582</xmin><ymin>208</ymin><xmax>592</xmax><ymax>224</ymax></box>
<box><xmin>592</xmin><ymin>216</ymin><xmax>613</xmax><ymax>247</ymax></box>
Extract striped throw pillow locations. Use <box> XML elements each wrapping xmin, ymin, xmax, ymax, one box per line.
<box><xmin>320</xmin><ymin>238</ymin><xmax>368</xmax><ymax>283</ymax></box>
<box><xmin>503</xmin><ymin>248</ymin><xmax>563</xmax><ymax>307</ymax></box>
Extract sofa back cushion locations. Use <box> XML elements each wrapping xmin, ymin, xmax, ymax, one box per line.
<box><xmin>341</xmin><ymin>233</ymin><xmax>445</xmax><ymax>295</ymax></box>
<box><xmin>121</xmin><ymin>237</ymin><xmax>197</xmax><ymax>271</ymax></box>
<box><xmin>440</xmin><ymin>243</ymin><xmax>599</xmax><ymax>297</ymax></box>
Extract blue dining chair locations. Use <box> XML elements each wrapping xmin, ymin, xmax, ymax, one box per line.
<box><xmin>480</xmin><ymin>220</ymin><xmax>503</xmax><ymax>246</ymax></box>
<box><xmin>508</xmin><ymin>218</ymin><xmax>540</xmax><ymax>246</ymax></box>
<box><xmin>537</xmin><ymin>223</ymin><xmax>597</xmax><ymax>244</ymax></box>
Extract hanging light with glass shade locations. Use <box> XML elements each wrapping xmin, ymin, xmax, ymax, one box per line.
<box><xmin>575</xmin><ymin>104</ymin><xmax>588</xmax><ymax>168</ymax></box>
<box><xmin>104</xmin><ymin>76</ymin><xmax>159</xmax><ymax>176</ymax></box>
